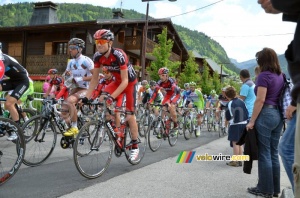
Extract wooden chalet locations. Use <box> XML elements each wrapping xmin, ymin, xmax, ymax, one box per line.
<box><xmin>0</xmin><ymin>1</ymin><xmax>189</xmax><ymax>81</ymax></box>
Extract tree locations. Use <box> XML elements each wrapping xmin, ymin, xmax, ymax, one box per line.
<box><xmin>178</xmin><ymin>51</ymin><xmax>201</xmax><ymax>87</ymax></box>
<box><xmin>199</xmin><ymin>61</ymin><xmax>213</xmax><ymax>95</ymax></box>
<box><xmin>146</xmin><ymin>27</ymin><xmax>180</xmax><ymax>81</ymax></box>
<box><xmin>212</xmin><ymin>71</ymin><xmax>222</xmax><ymax>94</ymax></box>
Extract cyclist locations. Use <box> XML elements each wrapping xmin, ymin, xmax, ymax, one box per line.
<box><xmin>148</xmin><ymin>67</ymin><xmax>181</xmax><ymax>135</ymax></box>
<box><xmin>186</xmin><ymin>82</ymin><xmax>204</xmax><ymax>136</ymax></box>
<box><xmin>216</xmin><ymin>86</ymin><xmax>230</xmax><ymax>129</ymax></box>
<box><xmin>61</xmin><ymin>38</ymin><xmax>94</xmax><ymax>137</ymax></box>
<box><xmin>147</xmin><ymin>80</ymin><xmax>163</xmax><ymax>118</ymax></box>
<box><xmin>0</xmin><ymin>43</ymin><xmax>30</xmax><ymax>140</ymax></box>
<box><xmin>180</xmin><ymin>83</ymin><xmax>191</xmax><ymax>107</ymax></box>
<box><xmin>83</xmin><ymin>29</ymin><xmax>139</xmax><ymax>161</ymax></box>
<box><xmin>137</xmin><ymin>80</ymin><xmax>149</xmax><ymax>105</ymax></box>
<box><xmin>44</xmin><ymin>68</ymin><xmax>64</xmax><ymax>99</ymax></box>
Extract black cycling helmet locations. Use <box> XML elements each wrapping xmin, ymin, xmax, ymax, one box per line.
<box><xmin>68</xmin><ymin>38</ymin><xmax>85</xmax><ymax>48</ymax></box>
<box><xmin>150</xmin><ymin>80</ymin><xmax>156</xmax><ymax>87</ymax></box>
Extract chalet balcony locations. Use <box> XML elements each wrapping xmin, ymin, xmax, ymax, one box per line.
<box><xmin>125</xmin><ymin>36</ymin><xmax>180</xmax><ymax>62</ymax></box>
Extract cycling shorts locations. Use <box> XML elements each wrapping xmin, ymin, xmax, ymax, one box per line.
<box><xmin>104</xmin><ymin>79</ymin><xmax>137</xmax><ymax>112</ymax></box>
<box><xmin>162</xmin><ymin>94</ymin><xmax>180</xmax><ymax>105</ymax></box>
<box><xmin>1</xmin><ymin>78</ymin><xmax>29</xmax><ymax>100</ymax></box>
<box><xmin>19</xmin><ymin>80</ymin><xmax>34</xmax><ymax>102</ymax></box>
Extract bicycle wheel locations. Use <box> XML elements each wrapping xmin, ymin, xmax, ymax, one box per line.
<box><xmin>0</xmin><ymin>117</ymin><xmax>25</xmax><ymax>186</ymax></box>
<box><xmin>176</xmin><ymin>113</ymin><xmax>183</xmax><ymax>135</ymax></box>
<box><xmin>124</xmin><ymin>125</ymin><xmax>147</xmax><ymax>165</ymax></box>
<box><xmin>168</xmin><ymin>120</ymin><xmax>178</xmax><ymax>146</ymax></box>
<box><xmin>218</xmin><ymin>116</ymin><xmax>223</xmax><ymax>137</ymax></box>
<box><xmin>138</xmin><ymin>113</ymin><xmax>150</xmax><ymax>137</ymax></box>
<box><xmin>73</xmin><ymin>120</ymin><xmax>113</xmax><ymax>179</ymax></box>
<box><xmin>183</xmin><ymin>115</ymin><xmax>192</xmax><ymax>140</ymax></box>
<box><xmin>22</xmin><ymin>115</ymin><xmax>57</xmax><ymax>167</ymax></box>
<box><xmin>147</xmin><ymin>119</ymin><xmax>162</xmax><ymax>152</ymax></box>
<box><xmin>207</xmin><ymin>116</ymin><xmax>212</xmax><ymax>132</ymax></box>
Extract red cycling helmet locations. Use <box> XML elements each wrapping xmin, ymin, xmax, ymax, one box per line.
<box><xmin>0</xmin><ymin>60</ymin><xmax>4</xmax><ymax>80</ymax></box>
<box><xmin>48</xmin><ymin>68</ymin><xmax>58</xmax><ymax>74</ymax></box>
<box><xmin>94</xmin><ymin>29</ymin><xmax>114</xmax><ymax>41</ymax></box>
<box><xmin>158</xmin><ymin>67</ymin><xmax>169</xmax><ymax>75</ymax></box>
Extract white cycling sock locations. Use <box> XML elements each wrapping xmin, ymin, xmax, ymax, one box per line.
<box><xmin>71</xmin><ymin>121</ymin><xmax>78</xmax><ymax>128</ymax></box>
<box><xmin>198</xmin><ymin>126</ymin><xmax>200</xmax><ymax>131</ymax></box>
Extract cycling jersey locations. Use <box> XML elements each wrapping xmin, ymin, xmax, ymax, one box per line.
<box><xmin>93</xmin><ymin>48</ymin><xmax>137</xmax><ymax>83</ymax></box>
<box><xmin>2</xmin><ymin>54</ymin><xmax>29</xmax><ymax>80</ymax></box>
<box><xmin>66</xmin><ymin>54</ymin><xmax>94</xmax><ymax>89</ymax></box>
<box><xmin>181</xmin><ymin>89</ymin><xmax>191</xmax><ymax>106</ymax></box>
<box><xmin>149</xmin><ymin>77</ymin><xmax>180</xmax><ymax>105</ymax></box>
<box><xmin>93</xmin><ymin>48</ymin><xmax>137</xmax><ymax>112</ymax></box>
<box><xmin>1</xmin><ymin>54</ymin><xmax>29</xmax><ymax>100</ymax></box>
<box><xmin>49</xmin><ymin>77</ymin><xmax>63</xmax><ymax>92</ymax></box>
<box><xmin>187</xmin><ymin>89</ymin><xmax>204</xmax><ymax>110</ymax></box>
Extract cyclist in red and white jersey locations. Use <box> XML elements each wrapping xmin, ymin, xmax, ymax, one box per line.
<box><xmin>149</xmin><ymin>67</ymin><xmax>181</xmax><ymax>133</ymax></box>
<box><xmin>84</xmin><ymin>29</ymin><xmax>139</xmax><ymax>161</ymax></box>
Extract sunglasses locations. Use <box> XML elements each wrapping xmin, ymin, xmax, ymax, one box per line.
<box><xmin>95</xmin><ymin>39</ymin><xmax>109</xmax><ymax>45</ymax></box>
<box><xmin>103</xmin><ymin>70</ymin><xmax>109</xmax><ymax>74</ymax></box>
<box><xmin>69</xmin><ymin>45</ymin><xmax>79</xmax><ymax>50</ymax></box>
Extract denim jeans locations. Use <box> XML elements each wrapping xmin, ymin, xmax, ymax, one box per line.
<box><xmin>255</xmin><ymin>107</ymin><xmax>283</xmax><ymax>194</ymax></box>
<box><xmin>279</xmin><ymin>113</ymin><xmax>296</xmax><ymax>191</ymax></box>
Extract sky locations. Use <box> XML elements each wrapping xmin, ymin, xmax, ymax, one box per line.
<box><xmin>0</xmin><ymin>0</ymin><xmax>297</xmax><ymax>62</ymax></box>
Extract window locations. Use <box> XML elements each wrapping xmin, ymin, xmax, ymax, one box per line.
<box><xmin>45</xmin><ymin>41</ymin><xmax>68</xmax><ymax>55</ymax></box>
<box><xmin>8</xmin><ymin>42</ymin><xmax>22</xmax><ymax>56</ymax></box>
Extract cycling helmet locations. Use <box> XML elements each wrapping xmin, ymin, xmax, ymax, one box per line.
<box><xmin>189</xmin><ymin>82</ymin><xmax>196</xmax><ymax>87</ymax></box>
<box><xmin>0</xmin><ymin>59</ymin><xmax>4</xmax><ymax>80</ymax></box>
<box><xmin>68</xmin><ymin>38</ymin><xmax>85</xmax><ymax>48</ymax></box>
<box><xmin>94</xmin><ymin>29</ymin><xmax>114</xmax><ymax>41</ymax></box>
<box><xmin>48</xmin><ymin>68</ymin><xmax>58</xmax><ymax>74</ymax></box>
<box><xmin>184</xmin><ymin>83</ymin><xmax>190</xmax><ymax>89</ymax></box>
<box><xmin>210</xmin><ymin>89</ymin><xmax>216</xmax><ymax>95</ymax></box>
<box><xmin>158</xmin><ymin>67</ymin><xmax>169</xmax><ymax>75</ymax></box>
<box><xmin>149</xmin><ymin>80</ymin><xmax>156</xmax><ymax>87</ymax></box>
<box><xmin>141</xmin><ymin>80</ymin><xmax>148</xmax><ymax>86</ymax></box>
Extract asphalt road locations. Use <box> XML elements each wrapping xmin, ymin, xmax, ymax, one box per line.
<box><xmin>0</xmin><ymin>130</ymin><xmax>221</xmax><ymax>198</ymax></box>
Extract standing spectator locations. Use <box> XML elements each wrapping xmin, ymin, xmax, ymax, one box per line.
<box><xmin>239</xmin><ymin>69</ymin><xmax>256</xmax><ymax>118</ymax></box>
<box><xmin>43</xmin><ymin>75</ymin><xmax>51</xmax><ymax>94</ymax></box>
<box><xmin>246</xmin><ymin>47</ymin><xmax>284</xmax><ymax>198</ymax></box>
<box><xmin>279</xmin><ymin>103</ymin><xmax>297</xmax><ymax>192</ymax></box>
<box><xmin>225</xmin><ymin>86</ymin><xmax>248</xmax><ymax>167</ymax></box>
<box><xmin>257</xmin><ymin>0</ymin><xmax>300</xmax><ymax>195</ymax></box>
<box><xmin>254</xmin><ymin>66</ymin><xmax>261</xmax><ymax>83</ymax></box>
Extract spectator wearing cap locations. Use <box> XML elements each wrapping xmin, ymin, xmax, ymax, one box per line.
<box><xmin>239</xmin><ymin>69</ymin><xmax>256</xmax><ymax>118</ymax></box>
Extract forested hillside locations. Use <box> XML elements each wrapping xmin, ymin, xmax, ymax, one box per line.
<box><xmin>0</xmin><ymin>2</ymin><xmax>239</xmax><ymax>75</ymax></box>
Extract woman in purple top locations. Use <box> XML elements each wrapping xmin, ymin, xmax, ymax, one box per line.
<box><xmin>246</xmin><ymin>48</ymin><xmax>284</xmax><ymax>198</ymax></box>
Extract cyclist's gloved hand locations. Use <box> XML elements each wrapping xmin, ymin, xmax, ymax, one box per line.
<box><xmin>106</xmin><ymin>95</ymin><xmax>115</xmax><ymax>106</ymax></box>
<box><xmin>81</xmin><ymin>97</ymin><xmax>89</xmax><ymax>104</ymax></box>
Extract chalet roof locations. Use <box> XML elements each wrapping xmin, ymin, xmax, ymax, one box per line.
<box><xmin>205</xmin><ymin>58</ymin><xmax>228</xmax><ymax>76</ymax></box>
